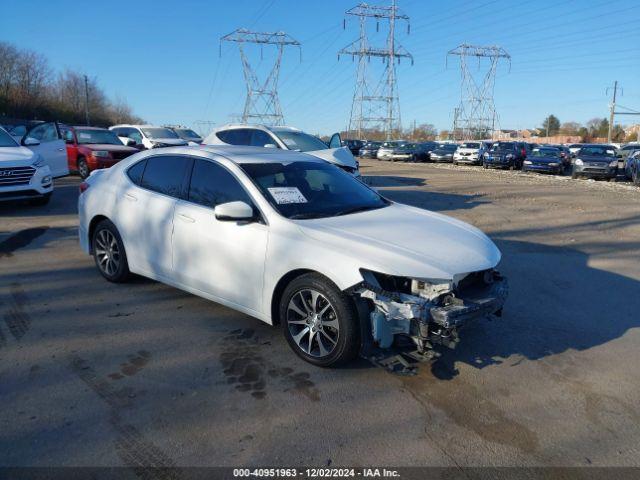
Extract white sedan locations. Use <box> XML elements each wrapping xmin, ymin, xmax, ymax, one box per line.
<box><xmin>78</xmin><ymin>145</ymin><xmax>507</xmax><ymax>367</ymax></box>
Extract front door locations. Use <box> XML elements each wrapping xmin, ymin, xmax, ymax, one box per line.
<box><xmin>23</xmin><ymin>122</ymin><xmax>69</xmax><ymax>177</ymax></box>
<box><xmin>172</xmin><ymin>157</ymin><xmax>268</xmax><ymax>314</ymax></box>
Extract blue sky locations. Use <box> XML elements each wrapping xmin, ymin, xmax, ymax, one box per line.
<box><xmin>2</xmin><ymin>0</ymin><xmax>639</xmax><ymax>135</ymax></box>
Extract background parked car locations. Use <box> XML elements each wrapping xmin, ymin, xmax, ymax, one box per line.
<box><xmin>545</xmin><ymin>144</ymin><xmax>572</xmax><ymax>167</ymax></box>
<box><xmin>110</xmin><ymin>125</ymin><xmax>188</xmax><ymax>149</ymax></box>
<box><xmin>429</xmin><ymin>143</ymin><xmax>458</xmax><ymax>163</ymax></box>
<box><xmin>453</xmin><ymin>141</ymin><xmax>491</xmax><ymax>165</ymax></box>
<box><xmin>204</xmin><ymin>124</ymin><xmax>360</xmax><ymax>177</ymax></box>
<box><xmin>572</xmin><ymin>144</ymin><xmax>618</xmax><ymax>181</ymax></box>
<box><xmin>165</xmin><ymin>126</ymin><xmax>204</xmax><ymax>145</ymax></box>
<box><xmin>522</xmin><ymin>147</ymin><xmax>564</xmax><ymax>175</ymax></box>
<box><xmin>376</xmin><ymin>141</ymin><xmax>405</xmax><ymax>161</ymax></box>
<box><xmin>19</xmin><ymin>121</ymin><xmax>69</xmax><ymax>177</ymax></box>
<box><xmin>624</xmin><ymin>150</ymin><xmax>640</xmax><ymax>185</ymax></box>
<box><xmin>415</xmin><ymin>142</ymin><xmax>438</xmax><ymax>161</ymax></box>
<box><xmin>0</xmin><ymin>126</ymin><xmax>53</xmax><ymax>205</ymax></box>
<box><xmin>483</xmin><ymin>141</ymin><xmax>526</xmax><ymax>170</ymax></box>
<box><xmin>358</xmin><ymin>141</ymin><xmax>382</xmax><ymax>158</ymax></box>
<box><xmin>62</xmin><ymin>126</ymin><xmax>138</xmax><ymax>179</ymax></box>
<box><xmin>343</xmin><ymin>139</ymin><xmax>365</xmax><ymax>156</ymax></box>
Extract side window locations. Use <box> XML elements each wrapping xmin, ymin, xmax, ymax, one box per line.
<box><xmin>28</xmin><ymin>123</ymin><xmax>58</xmax><ymax>142</ymax></box>
<box><xmin>188</xmin><ymin>159</ymin><xmax>252</xmax><ymax>208</ymax></box>
<box><xmin>250</xmin><ymin>129</ymin><xmax>276</xmax><ymax>147</ymax></box>
<box><xmin>129</xmin><ymin>129</ymin><xmax>143</xmax><ymax>144</ymax></box>
<box><xmin>127</xmin><ymin>160</ymin><xmax>147</xmax><ymax>185</ymax></box>
<box><xmin>140</xmin><ymin>156</ymin><xmax>189</xmax><ymax>198</ymax></box>
<box><xmin>217</xmin><ymin>129</ymin><xmax>251</xmax><ymax>146</ymax></box>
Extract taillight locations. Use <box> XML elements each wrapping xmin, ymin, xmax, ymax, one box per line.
<box><xmin>79</xmin><ymin>182</ymin><xmax>90</xmax><ymax>194</ymax></box>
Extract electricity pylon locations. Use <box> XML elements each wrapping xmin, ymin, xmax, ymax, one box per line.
<box><xmin>447</xmin><ymin>44</ymin><xmax>510</xmax><ymax>140</ymax></box>
<box><xmin>220</xmin><ymin>29</ymin><xmax>301</xmax><ymax>126</ymax></box>
<box><xmin>339</xmin><ymin>1</ymin><xmax>413</xmax><ymax>140</ymax></box>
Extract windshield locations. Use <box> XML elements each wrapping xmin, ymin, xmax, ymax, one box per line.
<box><xmin>76</xmin><ymin>129</ymin><xmax>122</xmax><ymax>145</ymax></box>
<box><xmin>175</xmin><ymin>128</ymin><xmax>201</xmax><ymax>139</ymax></box>
<box><xmin>0</xmin><ymin>128</ymin><xmax>18</xmax><ymax>147</ymax></box>
<box><xmin>531</xmin><ymin>148</ymin><xmax>560</xmax><ymax>158</ymax></box>
<box><xmin>460</xmin><ymin>142</ymin><xmax>480</xmax><ymax>149</ymax></box>
<box><xmin>491</xmin><ymin>142</ymin><xmax>514</xmax><ymax>152</ymax></box>
<box><xmin>240</xmin><ymin>161</ymin><xmax>389</xmax><ymax>219</ymax></box>
<box><xmin>273</xmin><ymin>130</ymin><xmax>328</xmax><ymax>152</ymax></box>
<box><xmin>381</xmin><ymin>141</ymin><xmax>402</xmax><ymax>148</ymax></box>
<box><xmin>141</xmin><ymin>127</ymin><xmax>179</xmax><ymax>139</ymax></box>
<box><xmin>364</xmin><ymin>142</ymin><xmax>381</xmax><ymax>147</ymax></box>
<box><xmin>579</xmin><ymin>146</ymin><xmax>616</xmax><ymax>157</ymax></box>
<box><xmin>437</xmin><ymin>144</ymin><xmax>457</xmax><ymax>151</ymax></box>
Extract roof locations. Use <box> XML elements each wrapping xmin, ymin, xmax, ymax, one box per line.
<box><xmin>180</xmin><ymin>145</ymin><xmax>325</xmax><ymax>164</ymax></box>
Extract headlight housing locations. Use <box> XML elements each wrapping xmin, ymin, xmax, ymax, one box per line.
<box><xmin>609</xmin><ymin>160</ymin><xmax>618</xmax><ymax>167</ymax></box>
<box><xmin>91</xmin><ymin>150</ymin><xmax>110</xmax><ymax>158</ymax></box>
<box><xmin>549</xmin><ymin>162</ymin><xmax>559</xmax><ymax>166</ymax></box>
<box><xmin>523</xmin><ymin>160</ymin><xmax>532</xmax><ymax>164</ymax></box>
<box><xmin>574</xmin><ymin>158</ymin><xmax>584</xmax><ymax>165</ymax></box>
<box><xmin>505</xmin><ymin>153</ymin><xmax>514</xmax><ymax>160</ymax></box>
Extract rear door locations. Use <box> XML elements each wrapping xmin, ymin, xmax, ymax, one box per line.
<box><xmin>116</xmin><ymin>155</ymin><xmax>191</xmax><ymax>277</ymax></box>
<box><xmin>23</xmin><ymin>122</ymin><xmax>69</xmax><ymax>177</ymax></box>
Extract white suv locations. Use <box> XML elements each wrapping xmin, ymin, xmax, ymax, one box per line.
<box><xmin>453</xmin><ymin>141</ymin><xmax>492</xmax><ymax>166</ymax></box>
<box><xmin>204</xmin><ymin>124</ymin><xmax>360</xmax><ymax>177</ymax></box>
<box><xmin>109</xmin><ymin>125</ymin><xmax>188</xmax><ymax>150</ymax></box>
<box><xmin>0</xmin><ymin>127</ymin><xmax>53</xmax><ymax>205</ymax></box>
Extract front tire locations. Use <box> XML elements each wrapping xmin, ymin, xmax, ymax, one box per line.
<box><xmin>280</xmin><ymin>273</ymin><xmax>359</xmax><ymax>367</ymax></box>
<box><xmin>92</xmin><ymin>219</ymin><xmax>130</xmax><ymax>283</ymax></box>
<box><xmin>77</xmin><ymin>157</ymin><xmax>90</xmax><ymax>179</ymax></box>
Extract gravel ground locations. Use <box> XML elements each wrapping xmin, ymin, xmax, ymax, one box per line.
<box><xmin>0</xmin><ymin>161</ymin><xmax>639</xmax><ymax>470</ymax></box>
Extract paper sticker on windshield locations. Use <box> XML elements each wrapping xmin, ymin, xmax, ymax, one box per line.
<box><xmin>268</xmin><ymin>187</ymin><xmax>307</xmax><ymax>204</ymax></box>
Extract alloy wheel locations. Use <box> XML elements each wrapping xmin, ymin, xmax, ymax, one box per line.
<box><xmin>95</xmin><ymin>229</ymin><xmax>120</xmax><ymax>276</ymax></box>
<box><xmin>287</xmin><ymin>289</ymin><xmax>339</xmax><ymax>358</ymax></box>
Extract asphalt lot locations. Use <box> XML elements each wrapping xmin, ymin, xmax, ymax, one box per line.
<box><xmin>1</xmin><ymin>160</ymin><xmax>639</xmax><ymax>470</ymax></box>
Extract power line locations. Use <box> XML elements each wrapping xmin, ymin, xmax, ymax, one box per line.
<box><xmin>220</xmin><ymin>28</ymin><xmax>301</xmax><ymax>125</ymax></box>
<box><xmin>339</xmin><ymin>0</ymin><xmax>413</xmax><ymax>140</ymax></box>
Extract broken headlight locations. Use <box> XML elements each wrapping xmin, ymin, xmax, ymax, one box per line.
<box><xmin>359</xmin><ymin>269</ymin><xmax>452</xmax><ymax>302</ymax></box>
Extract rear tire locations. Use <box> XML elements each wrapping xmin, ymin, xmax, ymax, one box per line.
<box><xmin>280</xmin><ymin>273</ymin><xmax>359</xmax><ymax>367</ymax></box>
<box><xmin>92</xmin><ymin>219</ymin><xmax>130</xmax><ymax>283</ymax></box>
<box><xmin>571</xmin><ymin>171</ymin><xmax>579</xmax><ymax>179</ymax></box>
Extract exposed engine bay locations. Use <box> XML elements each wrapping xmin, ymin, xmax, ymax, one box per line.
<box><xmin>350</xmin><ymin>268</ymin><xmax>508</xmax><ymax>374</ymax></box>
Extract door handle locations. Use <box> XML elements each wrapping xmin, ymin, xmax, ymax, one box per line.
<box><xmin>58</xmin><ymin>147</ymin><xmax>64</xmax><ymax>151</ymax></box>
<box><xmin>177</xmin><ymin>213</ymin><xmax>195</xmax><ymax>223</ymax></box>
<box><xmin>125</xmin><ymin>193</ymin><xmax>137</xmax><ymax>202</ymax></box>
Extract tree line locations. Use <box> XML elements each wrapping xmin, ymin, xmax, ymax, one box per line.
<box><xmin>541</xmin><ymin>114</ymin><xmax>634</xmax><ymax>142</ymax></box>
<box><xmin>0</xmin><ymin>41</ymin><xmax>142</xmax><ymax>127</ymax></box>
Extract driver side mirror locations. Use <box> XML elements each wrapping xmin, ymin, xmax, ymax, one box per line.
<box><xmin>264</xmin><ymin>143</ymin><xmax>277</xmax><ymax>148</ymax></box>
<box><xmin>328</xmin><ymin>132</ymin><xmax>342</xmax><ymax>149</ymax></box>
<box><xmin>22</xmin><ymin>137</ymin><xmax>40</xmax><ymax>146</ymax></box>
<box><xmin>214</xmin><ymin>201</ymin><xmax>255</xmax><ymax>222</ymax></box>
<box><xmin>126</xmin><ymin>138</ymin><xmax>137</xmax><ymax>147</ymax></box>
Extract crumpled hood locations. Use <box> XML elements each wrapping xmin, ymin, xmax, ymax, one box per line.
<box><xmin>297</xmin><ymin>203</ymin><xmax>501</xmax><ymax>280</ymax></box>
<box><xmin>0</xmin><ymin>146</ymin><xmax>36</xmax><ymax>167</ymax></box>
<box><xmin>305</xmin><ymin>146</ymin><xmax>357</xmax><ymax>169</ymax></box>
<box><xmin>151</xmin><ymin>138</ymin><xmax>188</xmax><ymax>147</ymax></box>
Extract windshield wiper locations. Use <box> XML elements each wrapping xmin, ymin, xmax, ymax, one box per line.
<box><xmin>334</xmin><ymin>205</ymin><xmax>384</xmax><ymax>217</ymax></box>
<box><xmin>289</xmin><ymin>212</ymin><xmax>326</xmax><ymax>220</ymax></box>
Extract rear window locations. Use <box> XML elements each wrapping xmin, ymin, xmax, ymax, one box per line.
<box><xmin>140</xmin><ymin>155</ymin><xmax>189</xmax><ymax>198</ymax></box>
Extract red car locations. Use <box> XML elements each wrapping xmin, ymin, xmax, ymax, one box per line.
<box><xmin>63</xmin><ymin>126</ymin><xmax>138</xmax><ymax>178</ymax></box>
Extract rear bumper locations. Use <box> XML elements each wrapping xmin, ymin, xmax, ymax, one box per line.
<box><xmin>430</xmin><ymin>276</ymin><xmax>509</xmax><ymax>329</ymax></box>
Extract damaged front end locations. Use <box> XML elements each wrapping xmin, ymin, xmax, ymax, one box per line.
<box><xmin>351</xmin><ymin>268</ymin><xmax>508</xmax><ymax>374</ymax></box>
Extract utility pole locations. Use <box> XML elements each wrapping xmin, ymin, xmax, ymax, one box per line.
<box><xmin>220</xmin><ymin>29</ymin><xmax>301</xmax><ymax>126</ymax></box>
<box><xmin>340</xmin><ymin>1</ymin><xmax>413</xmax><ymax>140</ymax></box>
<box><xmin>83</xmin><ymin>75</ymin><xmax>90</xmax><ymax>126</ymax></box>
<box><xmin>447</xmin><ymin>44</ymin><xmax>510</xmax><ymax>141</ymax></box>
<box><xmin>607</xmin><ymin>81</ymin><xmax>618</xmax><ymax>143</ymax></box>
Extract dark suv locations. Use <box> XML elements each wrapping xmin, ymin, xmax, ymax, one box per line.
<box><xmin>483</xmin><ymin>141</ymin><xmax>527</xmax><ymax>170</ymax></box>
<box><xmin>343</xmin><ymin>139</ymin><xmax>365</xmax><ymax>156</ymax></box>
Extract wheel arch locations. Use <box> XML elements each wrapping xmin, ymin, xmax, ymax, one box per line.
<box><xmin>87</xmin><ymin>214</ymin><xmax>110</xmax><ymax>254</ymax></box>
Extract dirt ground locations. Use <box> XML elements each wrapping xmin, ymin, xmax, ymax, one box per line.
<box><xmin>1</xmin><ymin>160</ymin><xmax>639</xmax><ymax>470</ymax></box>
